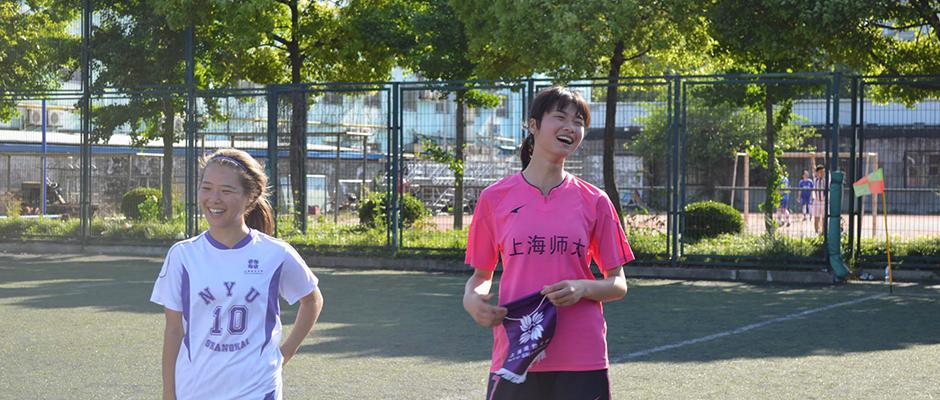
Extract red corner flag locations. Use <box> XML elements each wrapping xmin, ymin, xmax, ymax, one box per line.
<box><xmin>853</xmin><ymin>168</ymin><xmax>884</xmax><ymax>197</ymax></box>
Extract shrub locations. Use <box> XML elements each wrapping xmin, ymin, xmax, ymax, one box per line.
<box><xmin>358</xmin><ymin>191</ymin><xmax>429</xmax><ymax>228</ymax></box>
<box><xmin>0</xmin><ymin>217</ymin><xmax>81</xmax><ymax>239</ymax></box>
<box><xmin>626</xmin><ymin>228</ymin><xmax>668</xmax><ymax>255</ymax></box>
<box><xmin>683</xmin><ymin>200</ymin><xmax>743</xmax><ymax>241</ymax></box>
<box><xmin>121</xmin><ymin>187</ymin><xmax>162</xmax><ymax>220</ymax></box>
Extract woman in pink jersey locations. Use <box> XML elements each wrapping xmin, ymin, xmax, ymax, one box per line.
<box><xmin>152</xmin><ymin>149</ymin><xmax>323</xmax><ymax>400</ymax></box>
<box><xmin>464</xmin><ymin>87</ymin><xmax>633</xmax><ymax>400</ymax></box>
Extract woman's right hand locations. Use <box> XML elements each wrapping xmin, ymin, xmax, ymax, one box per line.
<box><xmin>463</xmin><ymin>292</ymin><xmax>508</xmax><ymax>327</ymax></box>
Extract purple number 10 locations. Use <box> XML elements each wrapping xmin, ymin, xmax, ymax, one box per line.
<box><xmin>210</xmin><ymin>305</ymin><xmax>248</xmax><ymax>335</ymax></box>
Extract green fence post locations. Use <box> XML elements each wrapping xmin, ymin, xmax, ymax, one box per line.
<box><xmin>827</xmin><ymin>171</ymin><xmax>850</xmax><ymax>281</ymax></box>
<box><xmin>390</xmin><ymin>83</ymin><xmax>400</xmax><ymax>251</ymax></box>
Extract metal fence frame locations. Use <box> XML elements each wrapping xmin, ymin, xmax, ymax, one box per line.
<box><xmin>2</xmin><ymin>73</ymin><xmax>939</xmax><ymax>271</ymax></box>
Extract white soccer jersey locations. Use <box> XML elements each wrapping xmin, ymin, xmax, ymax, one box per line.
<box><xmin>151</xmin><ymin>230</ymin><xmax>318</xmax><ymax>400</ymax></box>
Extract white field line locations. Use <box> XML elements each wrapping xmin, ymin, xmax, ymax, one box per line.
<box><xmin>612</xmin><ymin>292</ymin><xmax>889</xmax><ymax>362</ymax></box>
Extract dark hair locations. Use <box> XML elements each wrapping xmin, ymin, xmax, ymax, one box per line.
<box><xmin>815</xmin><ymin>165</ymin><xmax>825</xmax><ymax>172</ymax></box>
<box><xmin>200</xmin><ymin>149</ymin><xmax>274</xmax><ymax>235</ymax></box>
<box><xmin>520</xmin><ymin>86</ymin><xmax>590</xmax><ymax>170</ymax></box>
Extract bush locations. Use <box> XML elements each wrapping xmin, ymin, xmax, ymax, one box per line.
<box><xmin>0</xmin><ymin>217</ymin><xmax>81</xmax><ymax>239</ymax></box>
<box><xmin>121</xmin><ymin>187</ymin><xmax>162</xmax><ymax>220</ymax></box>
<box><xmin>686</xmin><ymin>233</ymin><xmax>823</xmax><ymax>258</ymax></box>
<box><xmin>683</xmin><ymin>200</ymin><xmax>743</xmax><ymax>241</ymax></box>
<box><xmin>358</xmin><ymin>191</ymin><xmax>429</xmax><ymax>228</ymax></box>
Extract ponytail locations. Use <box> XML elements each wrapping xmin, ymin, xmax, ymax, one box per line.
<box><xmin>520</xmin><ymin>133</ymin><xmax>535</xmax><ymax>170</ymax></box>
<box><xmin>245</xmin><ymin>195</ymin><xmax>274</xmax><ymax>236</ymax></box>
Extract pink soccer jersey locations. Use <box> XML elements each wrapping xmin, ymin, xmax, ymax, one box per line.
<box><xmin>466</xmin><ymin>172</ymin><xmax>634</xmax><ymax>373</ymax></box>
<box><xmin>151</xmin><ymin>230</ymin><xmax>318</xmax><ymax>400</ymax></box>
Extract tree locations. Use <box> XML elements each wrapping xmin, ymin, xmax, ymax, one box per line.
<box><xmin>706</xmin><ymin>0</ymin><xmax>831</xmax><ymax>236</ymax></box>
<box><xmin>451</xmin><ymin>0</ymin><xmax>711</xmax><ymax>223</ymax></box>
<box><xmin>90</xmin><ymin>0</ymin><xmax>194</xmax><ymax>219</ymax></box>
<box><xmin>405</xmin><ymin>0</ymin><xmax>498</xmax><ymax>229</ymax></box>
<box><xmin>810</xmin><ymin>0</ymin><xmax>940</xmax><ymax>104</ymax></box>
<box><xmin>632</xmin><ymin>97</ymin><xmax>817</xmax><ymax>207</ymax></box>
<box><xmin>810</xmin><ymin>0</ymin><xmax>940</xmax><ymax>76</ymax></box>
<box><xmin>0</xmin><ymin>0</ymin><xmax>77</xmax><ymax>120</ymax></box>
<box><xmin>160</xmin><ymin>0</ymin><xmax>414</xmax><ymax>229</ymax></box>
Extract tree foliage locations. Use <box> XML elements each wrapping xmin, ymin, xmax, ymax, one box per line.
<box><xmin>90</xmin><ymin>0</ymin><xmax>198</xmax><ymax>218</ymax></box>
<box><xmin>452</xmin><ymin>0</ymin><xmax>713</xmax><ymax>79</ymax></box>
<box><xmin>632</xmin><ymin>96</ymin><xmax>817</xmax><ymax>201</ymax></box>
<box><xmin>451</xmin><ymin>0</ymin><xmax>713</xmax><ymax>223</ymax></box>
<box><xmin>0</xmin><ymin>0</ymin><xmax>77</xmax><ymax>120</ymax></box>
<box><xmin>402</xmin><ymin>0</ymin><xmax>500</xmax><ymax>228</ymax></box>
<box><xmin>158</xmin><ymin>0</ymin><xmax>414</xmax><ymax>228</ymax></box>
<box><xmin>705</xmin><ymin>0</ymin><xmax>833</xmax><ymax>236</ymax></box>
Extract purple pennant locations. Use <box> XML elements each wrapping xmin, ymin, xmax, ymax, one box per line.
<box><xmin>495</xmin><ymin>291</ymin><xmax>557</xmax><ymax>384</ymax></box>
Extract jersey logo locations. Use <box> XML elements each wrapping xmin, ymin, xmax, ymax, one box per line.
<box><xmin>510</xmin><ymin>205</ymin><xmax>525</xmax><ymax>214</ymax></box>
<box><xmin>245</xmin><ymin>259</ymin><xmax>263</xmax><ymax>274</ymax></box>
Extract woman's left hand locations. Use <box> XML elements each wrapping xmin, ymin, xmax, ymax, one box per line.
<box><xmin>280</xmin><ymin>346</ymin><xmax>294</xmax><ymax>366</ymax></box>
<box><xmin>541</xmin><ymin>280</ymin><xmax>587</xmax><ymax>306</ymax></box>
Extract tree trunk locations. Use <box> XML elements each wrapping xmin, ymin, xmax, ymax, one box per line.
<box><xmin>162</xmin><ymin>102</ymin><xmax>175</xmax><ymax>220</ymax></box>
<box><xmin>604</xmin><ymin>40</ymin><xmax>625</xmax><ymax>225</ymax></box>
<box><xmin>288</xmin><ymin>0</ymin><xmax>306</xmax><ymax>230</ymax></box>
<box><xmin>289</xmin><ymin>93</ymin><xmax>306</xmax><ymax>227</ymax></box>
<box><xmin>454</xmin><ymin>90</ymin><xmax>465</xmax><ymax>230</ymax></box>
<box><xmin>763</xmin><ymin>94</ymin><xmax>776</xmax><ymax>237</ymax></box>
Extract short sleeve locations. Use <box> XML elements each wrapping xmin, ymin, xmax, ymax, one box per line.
<box><xmin>150</xmin><ymin>245</ymin><xmax>184</xmax><ymax>312</ymax></box>
<box><xmin>465</xmin><ymin>195</ymin><xmax>499</xmax><ymax>271</ymax></box>
<box><xmin>589</xmin><ymin>195</ymin><xmax>634</xmax><ymax>274</ymax></box>
<box><xmin>279</xmin><ymin>245</ymin><xmax>318</xmax><ymax>305</ymax></box>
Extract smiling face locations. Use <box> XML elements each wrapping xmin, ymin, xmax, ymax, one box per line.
<box><xmin>198</xmin><ymin>163</ymin><xmax>252</xmax><ymax>231</ymax></box>
<box><xmin>528</xmin><ymin>102</ymin><xmax>586</xmax><ymax>161</ymax></box>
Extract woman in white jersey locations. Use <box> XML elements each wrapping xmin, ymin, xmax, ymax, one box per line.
<box><xmin>463</xmin><ymin>87</ymin><xmax>633</xmax><ymax>400</ymax></box>
<box><xmin>151</xmin><ymin>149</ymin><xmax>323</xmax><ymax>400</ymax></box>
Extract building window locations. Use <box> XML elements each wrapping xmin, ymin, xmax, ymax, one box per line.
<box><xmin>365</xmin><ymin>92</ymin><xmax>381</xmax><ymax>108</ymax></box>
<box><xmin>496</xmin><ymin>97</ymin><xmax>508</xmax><ymax>118</ymax></box>
<box><xmin>323</xmin><ymin>92</ymin><xmax>343</xmax><ymax>105</ymax></box>
<box><xmin>905</xmin><ymin>151</ymin><xmax>940</xmax><ymax>187</ymax></box>
<box><xmin>435</xmin><ymin>100</ymin><xmax>449</xmax><ymax>114</ymax></box>
<box><xmin>403</xmin><ymin>90</ymin><xmax>417</xmax><ymax>112</ymax></box>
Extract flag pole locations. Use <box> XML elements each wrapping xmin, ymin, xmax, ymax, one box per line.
<box><xmin>882</xmin><ymin>192</ymin><xmax>892</xmax><ymax>294</ymax></box>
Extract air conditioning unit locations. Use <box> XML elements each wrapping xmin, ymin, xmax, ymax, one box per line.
<box><xmin>24</xmin><ymin>109</ymin><xmax>42</xmax><ymax>127</ymax></box>
<box><xmin>22</xmin><ymin>109</ymin><xmax>64</xmax><ymax>128</ymax></box>
<box><xmin>47</xmin><ymin>110</ymin><xmax>64</xmax><ymax>127</ymax></box>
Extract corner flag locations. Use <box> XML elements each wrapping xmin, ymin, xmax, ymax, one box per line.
<box><xmin>853</xmin><ymin>168</ymin><xmax>884</xmax><ymax>197</ymax></box>
<box><xmin>853</xmin><ymin>168</ymin><xmax>894</xmax><ymax>293</ymax></box>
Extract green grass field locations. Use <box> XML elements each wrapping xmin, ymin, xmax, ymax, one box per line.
<box><xmin>1</xmin><ymin>252</ymin><xmax>938</xmax><ymax>399</ymax></box>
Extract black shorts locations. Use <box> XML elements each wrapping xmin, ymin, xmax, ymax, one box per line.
<box><xmin>485</xmin><ymin>369</ymin><xmax>610</xmax><ymax>400</ymax></box>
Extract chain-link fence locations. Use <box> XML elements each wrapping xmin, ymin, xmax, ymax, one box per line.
<box><xmin>2</xmin><ymin>74</ymin><xmax>939</xmax><ymax>271</ymax></box>
<box><xmin>852</xmin><ymin>76</ymin><xmax>940</xmax><ymax>270</ymax></box>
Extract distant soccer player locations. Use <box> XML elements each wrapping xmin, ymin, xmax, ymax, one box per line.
<box><xmin>151</xmin><ymin>149</ymin><xmax>323</xmax><ymax>400</ymax></box>
<box><xmin>798</xmin><ymin>170</ymin><xmax>814</xmax><ymax>221</ymax></box>
<box><xmin>463</xmin><ymin>87</ymin><xmax>633</xmax><ymax>400</ymax></box>
<box><xmin>812</xmin><ymin>165</ymin><xmax>827</xmax><ymax>233</ymax></box>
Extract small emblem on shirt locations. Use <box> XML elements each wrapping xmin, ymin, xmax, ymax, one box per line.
<box><xmin>245</xmin><ymin>259</ymin><xmax>263</xmax><ymax>274</ymax></box>
<box><xmin>510</xmin><ymin>205</ymin><xmax>525</xmax><ymax>214</ymax></box>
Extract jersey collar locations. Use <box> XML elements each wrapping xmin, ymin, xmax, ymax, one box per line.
<box><xmin>204</xmin><ymin>229</ymin><xmax>254</xmax><ymax>250</ymax></box>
